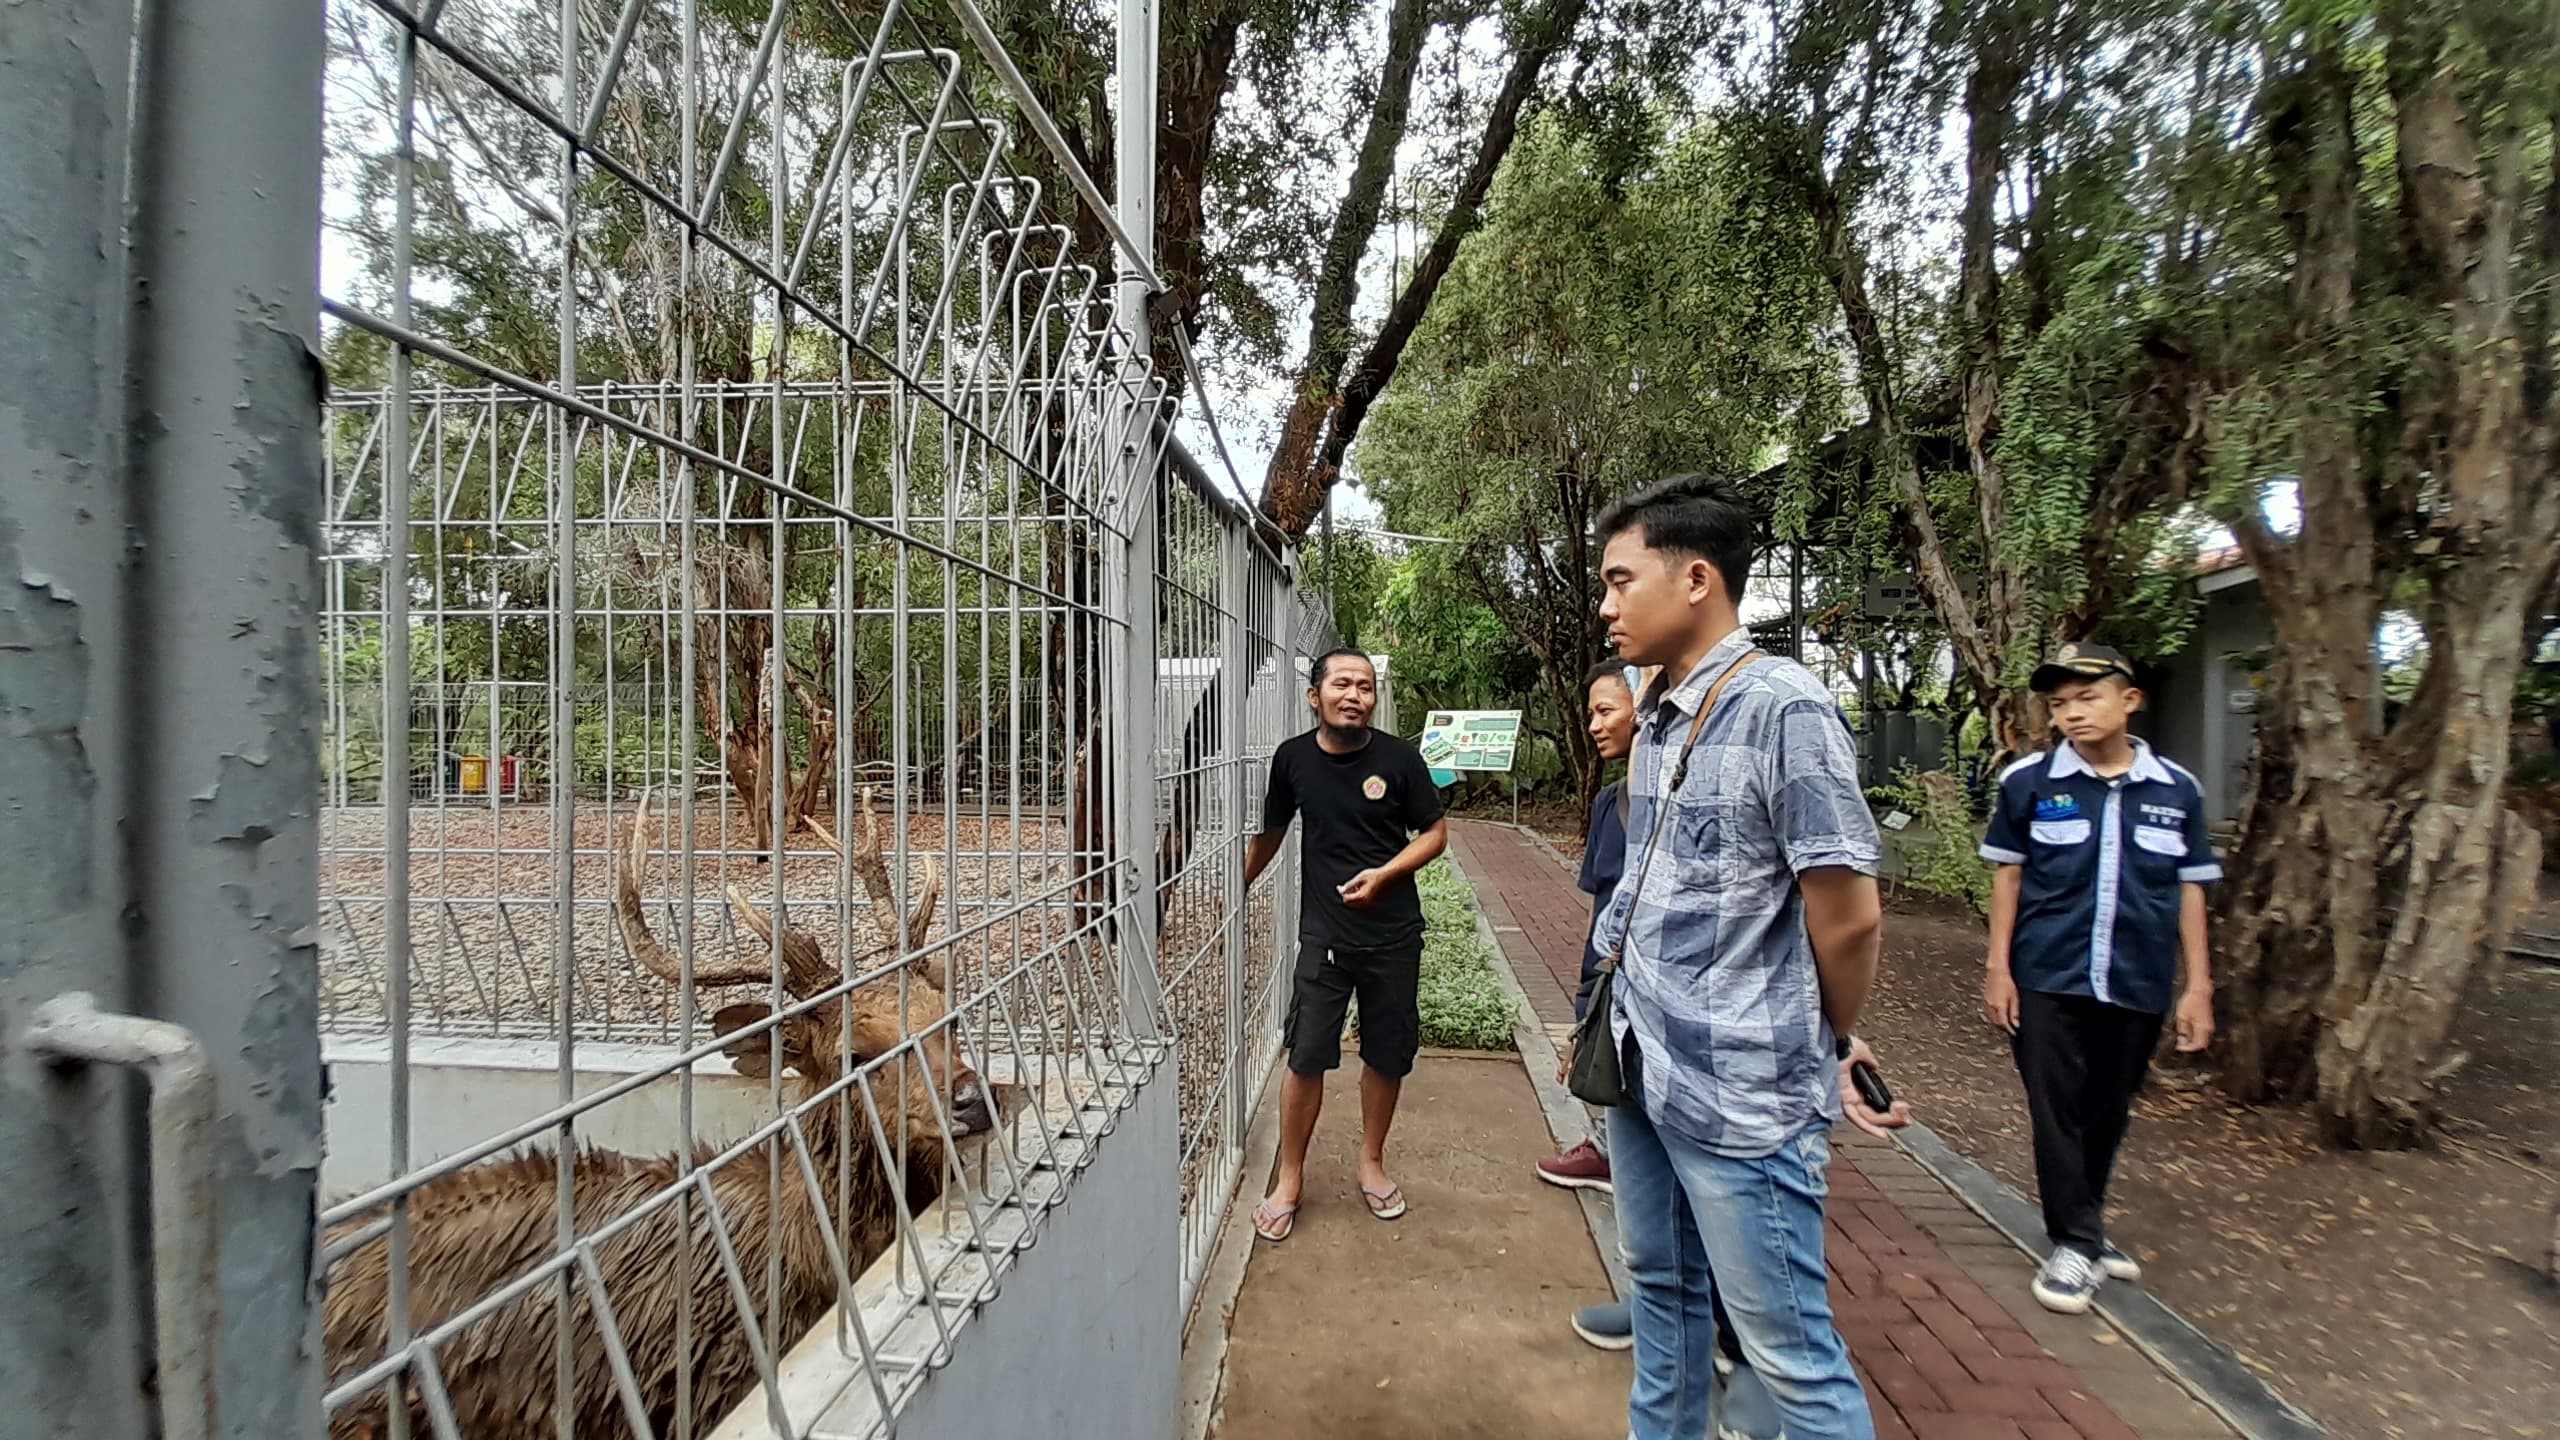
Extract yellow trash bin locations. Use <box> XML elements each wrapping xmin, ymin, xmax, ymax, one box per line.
<box><xmin>459</xmin><ymin>754</ymin><xmax>488</xmax><ymax>794</ymax></box>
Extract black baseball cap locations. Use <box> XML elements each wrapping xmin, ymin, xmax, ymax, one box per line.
<box><xmin>2031</xmin><ymin>641</ymin><xmax>2136</xmax><ymax>693</ymax></box>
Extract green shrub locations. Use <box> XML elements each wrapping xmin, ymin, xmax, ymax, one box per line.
<box><xmin>1870</xmin><ymin>765</ymin><xmax>1995</xmax><ymax>916</ymax></box>
<box><xmin>1415</xmin><ymin>862</ymin><xmax>1521</xmax><ymax>1051</ymax></box>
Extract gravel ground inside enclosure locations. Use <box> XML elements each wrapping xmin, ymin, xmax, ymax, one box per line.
<box><xmin>319</xmin><ymin>801</ymin><xmax>1103</xmax><ymax>1041</ymax></box>
<box><xmin>323</xmin><ymin>798</ymin><xmax>1289</xmax><ymax>1221</ymax></box>
<box><xmin>1162</xmin><ymin>884</ymin><xmax>1285</xmax><ymax>1204</ymax></box>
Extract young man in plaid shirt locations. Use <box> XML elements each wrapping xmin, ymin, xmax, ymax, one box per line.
<box><xmin>1587</xmin><ymin>473</ymin><xmax>1889</xmax><ymax>1440</ymax></box>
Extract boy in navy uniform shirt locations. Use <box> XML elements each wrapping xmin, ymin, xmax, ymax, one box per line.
<box><xmin>1979</xmin><ymin>643</ymin><xmax>2219</xmax><ymax>1315</ymax></box>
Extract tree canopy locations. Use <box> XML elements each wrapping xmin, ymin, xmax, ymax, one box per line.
<box><xmin>1358</xmin><ymin>116</ymin><xmax>1832</xmax><ymax>801</ymax></box>
<box><xmin>1355</xmin><ymin>0</ymin><xmax>2560</xmax><ymax>1144</ymax></box>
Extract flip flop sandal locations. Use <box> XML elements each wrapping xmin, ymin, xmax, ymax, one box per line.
<box><xmin>1252</xmin><ymin>1199</ymin><xmax>1299</xmax><ymax>1243</ymax></box>
<box><xmin>1360</xmin><ymin>1183</ymin><xmax>1407</xmax><ymax>1221</ymax></box>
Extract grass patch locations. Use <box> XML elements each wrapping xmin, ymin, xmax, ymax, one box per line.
<box><xmin>1334</xmin><ymin>859</ymin><xmax>1520</xmax><ymax>1053</ymax></box>
<box><xmin>1412</xmin><ymin>859</ymin><xmax>1519</xmax><ymax>1051</ymax></box>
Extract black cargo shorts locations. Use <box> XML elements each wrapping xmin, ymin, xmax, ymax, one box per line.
<box><xmin>1283</xmin><ymin>938</ymin><xmax>1423</xmax><ymax>1080</ymax></box>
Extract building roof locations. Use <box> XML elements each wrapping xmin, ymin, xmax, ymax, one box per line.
<box><xmin>2193</xmin><ymin>543</ymin><xmax>2259</xmax><ymax>595</ymax></box>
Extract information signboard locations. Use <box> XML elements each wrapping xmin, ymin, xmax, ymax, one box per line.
<box><xmin>1418</xmin><ymin>709</ymin><xmax>1524</xmax><ymax>776</ymax></box>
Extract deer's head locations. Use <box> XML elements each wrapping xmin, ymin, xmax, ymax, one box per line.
<box><xmin>616</xmin><ymin>790</ymin><xmax>997</xmax><ymax>1145</ymax></box>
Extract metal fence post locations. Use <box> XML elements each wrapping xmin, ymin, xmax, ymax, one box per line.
<box><xmin>1273</xmin><ymin>556</ymin><xmax>1301</xmax><ymax>1001</ymax></box>
<box><xmin>1111</xmin><ymin>417</ymin><xmax>1164</xmax><ymax>1036</ymax></box>
<box><xmin>1111</xmin><ymin>0</ymin><xmax>1164</xmax><ymax>1035</ymax></box>
<box><xmin>1221</xmin><ymin>522</ymin><xmax>1251</xmax><ymax>1153</ymax></box>
<box><xmin>2</xmin><ymin>4</ymin><xmax>154</xmax><ymax>1432</ymax></box>
<box><xmin>1</xmin><ymin>1</ymin><xmax>327</xmax><ymax>1437</ymax></box>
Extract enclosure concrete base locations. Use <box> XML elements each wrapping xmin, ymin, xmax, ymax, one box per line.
<box><xmin>320</xmin><ymin>1033</ymin><xmax>778</xmax><ymax>1196</ymax></box>
<box><xmin>859</xmin><ymin>1068</ymin><xmax>1181</xmax><ymax>1440</ymax></box>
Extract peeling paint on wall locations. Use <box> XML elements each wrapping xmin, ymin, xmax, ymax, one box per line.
<box><xmin>1</xmin><ymin>2</ymin><xmax>149</xmax><ymax>1431</ymax></box>
<box><xmin>0</xmin><ymin>523</ymin><xmax>99</xmax><ymax>919</ymax></box>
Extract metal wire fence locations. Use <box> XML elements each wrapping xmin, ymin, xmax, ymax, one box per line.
<box><xmin>313</xmin><ymin>1</ymin><xmax>1311</xmax><ymax>1434</ymax></box>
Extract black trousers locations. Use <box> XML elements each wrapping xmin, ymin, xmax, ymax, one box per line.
<box><xmin>2011</xmin><ymin>988</ymin><xmax>2164</xmax><ymax>1257</ymax></box>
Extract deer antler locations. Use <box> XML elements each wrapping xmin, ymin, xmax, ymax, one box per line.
<box><xmin>617</xmin><ymin>789</ymin><xmax>830</xmax><ymax>993</ymax></box>
<box><xmin>848</xmin><ymin>786</ymin><xmax>941</xmax><ymax>948</ymax></box>
<box><xmin>723</xmin><ymin>882</ymin><xmax>839</xmax><ymax>994</ymax></box>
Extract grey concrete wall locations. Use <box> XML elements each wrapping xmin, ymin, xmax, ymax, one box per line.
<box><xmin>2196</xmin><ymin>585</ymin><xmax>2275</xmax><ymax>826</ymax></box>
<box><xmin>319</xmin><ymin>1038</ymin><xmax>787</xmax><ymax>1197</ymax></box>
<box><xmin>2147</xmin><ymin>580</ymin><xmax>2274</xmax><ymax>825</ymax></box>
<box><xmin>2144</xmin><ymin>653</ymin><xmax>2208</xmax><ymax>790</ymax></box>
<box><xmin>893</xmin><ymin>1071</ymin><xmax>1182</xmax><ymax>1440</ymax></box>
<box><xmin>2</xmin><ymin>3</ymin><xmax>327</xmax><ymax>1436</ymax></box>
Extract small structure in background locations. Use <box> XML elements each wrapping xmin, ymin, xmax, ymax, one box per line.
<box><xmin>2141</xmin><ymin>546</ymin><xmax>2274</xmax><ymax>831</ymax></box>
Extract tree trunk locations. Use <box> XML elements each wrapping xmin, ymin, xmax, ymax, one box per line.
<box><xmin>1575</xmin><ymin>734</ymin><xmax>1604</xmax><ymax>818</ymax></box>
<box><xmin>2210</xmin><ymin>19</ymin><xmax>2559</xmax><ymax>1144</ymax></box>
<box><xmin>1982</xmin><ymin>688</ymin><xmax>2045</xmax><ymax>769</ymax></box>
<box><xmin>1151</xmin><ymin>7</ymin><xmax>1247</xmax><ymax>380</ymax></box>
<box><xmin>1257</xmin><ymin>0</ymin><xmax>1432</xmax><ymax>536</ymax></box>
<box><xmin>2217</xmin><ymin>580</ymin><xmax>2545</xmax><ymax>1144</ymax></box>
<box><xmin>1957</xmin><ymin>34</ymin><xmax>2023</xmax><ymax>685</ymax></box>
<box><xmin>784</xmin><ymin>674</ymin><xmax>836</xmax><ymax>838</ymax></box>
<box><xmin>1259</xmin><ymin>0</ymin><xmax>1595</xmax><ymax>537</ymax></box>
<box><xmin>687</xmin><ymin>543</ymin><xmax>779</xmax><ymax>855</ymax></box>
<box><xmin>1796</xmin><ymin>107</ymin><xmax>2010</xmax><ymax>734</ymax></box>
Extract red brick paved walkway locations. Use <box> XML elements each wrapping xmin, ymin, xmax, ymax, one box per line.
<box><xmin>1448</xmin><ymin>820</ymin><xmax>1594</xmax><ymax>1029</ymax></box>
<box><xmin>1443</xmin><ymin>819</ymin><xmax>2238</xmax><ymax>1440</ymax></box>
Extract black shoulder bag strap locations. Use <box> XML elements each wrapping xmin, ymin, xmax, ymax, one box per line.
<box><xmin>1564</xmin><ymin>650</ymin><xmax>1765</xmax><ymax>1107</ymax></box>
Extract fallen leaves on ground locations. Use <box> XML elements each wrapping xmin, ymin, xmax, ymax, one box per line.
<box><xmin>1861</xmin><ymin>893</ymin><xmax>2560</xmax><ymax>1440</ymax></box>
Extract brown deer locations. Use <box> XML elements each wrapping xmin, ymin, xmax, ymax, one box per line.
<box><xmin>323</xmin><ymin>789</ymin><xmax>993</xmax><ymax>1439</ymax></box>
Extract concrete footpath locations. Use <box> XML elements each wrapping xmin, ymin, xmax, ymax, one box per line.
<box><xmin>1185</xmin><ymin>819</ymin><xmax>2255</xmax><ymax>1440</ymax></box>
<box><xmin>1203</xmin><ymin>1053</ymin><xmax>1632</xmax><ymax>1439</ymax></box>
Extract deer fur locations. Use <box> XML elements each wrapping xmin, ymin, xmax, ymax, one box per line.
<box><xmin>323</xmin><ymin>790</ymin><xmax>988</xmax><ymax>1439</ymax></box>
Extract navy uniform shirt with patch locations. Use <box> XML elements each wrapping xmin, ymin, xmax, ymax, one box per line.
<box><xmin>1979</xmin><ymin>739</ymin><xmax>2222</xmax><ymax>1014</ymax></box>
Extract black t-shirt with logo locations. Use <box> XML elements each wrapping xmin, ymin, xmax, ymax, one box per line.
<box><xmin>1260</xmin><ymin>728</ymin><xmax>1445</xmax><ymax>949</ymax></box>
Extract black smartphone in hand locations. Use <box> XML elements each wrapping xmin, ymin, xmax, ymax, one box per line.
<box><xmin>1850</xmin><ymin>1059</ymin><xmax>1895</xmax><ymax>1113</ymax></box>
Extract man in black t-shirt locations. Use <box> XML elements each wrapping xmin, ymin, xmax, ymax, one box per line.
<box><xmin>1241</xmin><ymin>648</ymin><xmax>1448</xmax><ymax>1243</ymax></box>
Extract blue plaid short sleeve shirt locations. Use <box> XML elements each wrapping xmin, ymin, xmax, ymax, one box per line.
<box><xmin>1589</xmin><ymin>629</ymin><xmax>1884</xmax><ymax>1157</ymax></box>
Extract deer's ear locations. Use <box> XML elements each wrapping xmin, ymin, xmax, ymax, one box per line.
<box><xmin>712</xmin><ymin>1002</ymin><xmax>778</xmax><ymax>1079</ymax></box>
<box><xmin>906</xmin><ymin>949</ymin><xmax>949</xmax><ymax>991</ymax></box>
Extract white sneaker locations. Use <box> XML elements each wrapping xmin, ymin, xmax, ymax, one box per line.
<box><xmin>1570</xmin><ymin>1301</ymin><xmax>1634</xmax><ymax>1351</ymax></box>
<box><xmin>2096</xmin><ymin>1240</ymin><xmax>2141</xmax><ymax>1283</ymax></box>
<box><xmin>2032</xmin><ymin>1246</ymin><xmax>2103</xmax><ymax>1315</ymax></box>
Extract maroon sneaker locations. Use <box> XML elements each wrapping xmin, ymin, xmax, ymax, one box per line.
<box><xmin>1536</xmin><ymin>1139</ymin><xmax>1612</xmax><ymax>1193</ymax></box>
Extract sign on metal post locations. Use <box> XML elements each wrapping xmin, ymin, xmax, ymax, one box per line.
<box><xmin>1419</xmin><ymin>709</ymin><xmax>1524</xmax><ymax>787</ymax></box>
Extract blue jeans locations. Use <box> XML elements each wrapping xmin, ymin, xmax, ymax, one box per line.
<box><xmin>1718</xmin><ymin>1363</ymin><xmax>1783</xmax><ymax>1440</ymax></box>
<box><xmin>1611</xmin><ymin>1099</ymin><xmax>1874</xmax><ymax>1440</ymax></box>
